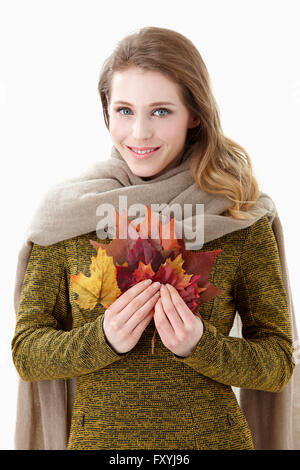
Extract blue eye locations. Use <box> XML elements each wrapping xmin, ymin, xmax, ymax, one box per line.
<box><xmin>116</xmin><ymin>107</ymin><xmax>171</xmax><ymax>117</ymax></box>
<box><xmin>117</xmin><ymin>107</ymin><xmax>131</xmax><ymax>115</ymax></box>
<box><xmin>153</xmin><ymin>108</ymin><xmax>170</xmax><ymax>117</ymax></box>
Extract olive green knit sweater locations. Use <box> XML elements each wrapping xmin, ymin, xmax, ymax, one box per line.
<box><xmin>11</xmin><ymin>215</ymin><xmax>295</xmax><ymax>450</ymax></box>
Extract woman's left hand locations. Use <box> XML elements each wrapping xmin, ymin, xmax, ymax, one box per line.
<box><xmin>153</xmin><ymin>283</ymin><xmax>204</xmax><ymax>357</ymax></box>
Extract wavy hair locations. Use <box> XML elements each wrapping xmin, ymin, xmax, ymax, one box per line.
<box><xmin>98</xmin><ymin>26</ymin><xmax>262</xmax><ymax>220</ymax></box>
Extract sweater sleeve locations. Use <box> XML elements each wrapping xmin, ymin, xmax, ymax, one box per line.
<box><xmin>172</xmin><ymin>216</ymin><xmax>295</xmax><ymax>393</ymax></box>
<box><xmin>11</xmin><ymin>241</ymin><xmax>129</xmax><ymax>382</ymax></box>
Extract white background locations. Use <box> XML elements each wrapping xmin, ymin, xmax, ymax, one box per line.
<box><xmin>0</xmin><ymin>0</ymin><xmax>299</xmax><ymax>450</ymax></box>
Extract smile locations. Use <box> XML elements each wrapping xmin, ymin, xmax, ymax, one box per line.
<box><xmin>127</xmin><ymin>146</ymin><xmax>161</xmax><ymax>160</ymax></box>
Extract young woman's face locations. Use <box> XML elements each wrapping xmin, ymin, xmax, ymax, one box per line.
<box><xmin>107</xmin><ymin>66</ymin><xmax>200</xmax><ymax>179</ymax></box>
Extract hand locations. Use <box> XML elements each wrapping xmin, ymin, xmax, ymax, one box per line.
<box><xmin>153</xmin><ymin>283</ymin><xmax>204</xmax><ymax>357</ymax></box>
<box><xmin>103</xmin><ymin>280</ymin><xmax>161</xmax><ymax>354</ymax></box>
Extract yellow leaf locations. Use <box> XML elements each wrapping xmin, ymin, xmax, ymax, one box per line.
<box><xmin>165</xmin><ymin>255</ymin><xmax>193</xmax><ymax>284</ymax></box>
<box><xmin>71</xmin><ymin>247</ymin><xmax>121</xmax><ymax>310</ymax></box>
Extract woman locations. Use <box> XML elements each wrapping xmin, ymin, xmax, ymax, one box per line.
<box><xmin>11</xmin><ymin>26</ymin><xmax>299</xmax><ymax>450</ymax></box>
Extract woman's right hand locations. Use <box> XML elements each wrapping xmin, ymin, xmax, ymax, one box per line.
<box><xmin>102</xmin><ymin>279</ymin><xmax>161</xmax><ymax>354</ymax></box>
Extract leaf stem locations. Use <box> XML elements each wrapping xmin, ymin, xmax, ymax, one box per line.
<box><xmin>151</xmin><ymin>327</ymin><xmax>157</xmax><ymax>354</ymax></box>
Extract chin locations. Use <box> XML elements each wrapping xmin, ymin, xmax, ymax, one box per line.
<box><xmin>132</xmin><ymin>169</ymin><xmax>158</xmax><ymax>179</ymax></box>
<box><xmin>125</xmin><ymin>162</ymin><xmax>158</xmax><ymax>177</ymax></box>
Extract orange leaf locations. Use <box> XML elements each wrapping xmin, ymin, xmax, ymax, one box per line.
<box><xmin>135</xmin><ymin>205</ymin><xmax>181</xmax><ymax>251</ymax></box>
<box><xmin>133</xmin><ymin>261</ymin><xmax>156</xmax><ymax>283</ymax></box>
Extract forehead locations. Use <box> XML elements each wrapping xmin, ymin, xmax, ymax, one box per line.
<box><xmin>110</xmin><ymin>66</ymin><xmax>183</xmax><ymax>105</ymax></box>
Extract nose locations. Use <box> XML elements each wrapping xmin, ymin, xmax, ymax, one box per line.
<box><xmin>131</xmin><ymin>115</ymin><xmax>153</xmax><ymax>140</ymax></box>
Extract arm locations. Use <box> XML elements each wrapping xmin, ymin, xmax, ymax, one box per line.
<box><xmin>173</xmin><ymin>215</ymin><xmax>295</xmax><ymax>393</ymax></box>
<box><xmin>11</xmin><ymin>241</ymin><xmax>129</xmax><ymax>382</ymax></box>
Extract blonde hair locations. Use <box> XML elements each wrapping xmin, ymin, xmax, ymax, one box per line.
<box><xmin>98</xmin><ymin>26</ymin><xmax>261</xmax><ymax>220</ymax></box>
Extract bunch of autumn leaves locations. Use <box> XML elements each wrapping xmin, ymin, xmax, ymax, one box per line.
<box><xmin>71</xmin><ymin>206</ymin><xmax>224</xmax><ymax>354</ymax></box>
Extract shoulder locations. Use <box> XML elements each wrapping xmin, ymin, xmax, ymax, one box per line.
<box><xmin>215</xmin><ymin>214</ymin><xmax>275</xmax><ymax>251</ymax></box>
<box><xmin>30</xmin><ymin>230</ymin><xmax>111</xmax><ymax>270</ymax></box>
<box><xmin>236</xmin><ymin>214</ymin><xmax>283</xmax><ymax>278</ymax></box>
<box><xmin>241</xmin><ymin>214</ymin><xmax>277</xmax><ymax>252</ymax></box>
<box><xmin>29</xmin><ymin>239</ymin><xmax>66</xmax><ymax>272</ymax></box>
<box><xmin>62</xmin><ymin>230</ymin><xmax>109</xmax><ymax>249</ymax></box>
<box><xmin>246</xmin><ymin>213</ymin><xmax>273</xmax><ymax>233</ymax></box>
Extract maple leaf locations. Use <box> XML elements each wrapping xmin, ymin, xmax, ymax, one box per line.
<box><xmin>91</xmin><ymin>205</ymin><xmax>182</xmax><ymax>262</ymax></box>
<box><xmin>90</xmin><ymin>210</ymin><xmax>138</xmax><ymax>265</ymax></box>
<box><xmin>70</xmin><ymin>246</ymin><xmax>121</xmax><ymax>310</ymax></box>
<box><xmin>135</xmin><ymin>205</ymin><xmax>181</xmax><ymax>251</ymax></box>
<box><xmin>181</xmin><ymin>248</ymin><xmax>225</xmax><ymax>304</ymax></box>
<box><xmin>72</xmin><ymin>205</ymin><xmax>224</xmax><ymax>355</ymax></box>
<box><xmin>133</xmin><ymin>261</ymin><xmax>156</xmax><ymax>283</ymax></box>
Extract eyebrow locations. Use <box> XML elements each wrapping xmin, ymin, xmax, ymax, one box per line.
<box><xmin>112</xmin><ymin>100</ymin><xmax>177</xmax><ymax>107</ymax></box>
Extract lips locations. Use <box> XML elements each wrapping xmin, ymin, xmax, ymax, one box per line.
<box><xmin>127</xmin><ymin>146</ymin><xmax>160</xmax><ymax>151</ymax></box>
<box><xmin>127</xmin><ymin>146</ymin><xmax>161</xmax><ymax>160</ymax></box>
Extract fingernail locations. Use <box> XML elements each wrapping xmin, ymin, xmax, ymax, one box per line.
<box><xmin>152</xmin><ymin>281</ymin><xmax>161</xmax><ymax>288</ymax></box>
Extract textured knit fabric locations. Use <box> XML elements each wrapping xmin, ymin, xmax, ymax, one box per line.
<box><xmin>12</xmin><ymin>143</ymin><xmax>300</xmax><ymax>450</ymax></box>
<box><xmin>11</xmin><ymin>214</ymin><xmax>295</xmax><ymax>450</ymax></box>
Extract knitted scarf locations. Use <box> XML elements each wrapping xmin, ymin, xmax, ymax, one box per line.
<box><xmin>13</xmin><ymin>145</ymin><xmax>300</xmax><ymax>449</ymax></box>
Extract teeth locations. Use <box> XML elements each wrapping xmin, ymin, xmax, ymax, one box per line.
<box><xmin>131</xmin><ymin>148</ymin><xmax>158</xmax><ymax>154</ymax></box>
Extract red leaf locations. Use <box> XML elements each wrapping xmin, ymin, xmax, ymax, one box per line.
<box><xmin>87</xmin><ymin>205</ymin><xmax>225</xmax><ymax>354</ymax></box>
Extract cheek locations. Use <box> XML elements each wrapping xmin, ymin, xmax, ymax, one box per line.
<box><xmin>109</xmin><ymin>118</ymin><xmax>129</xmax><ymax>139</ymax></box>
<box><xmin>159</xmin><ymin>119</ymin><xmax>188</xmax><ymax>142</ymax></box>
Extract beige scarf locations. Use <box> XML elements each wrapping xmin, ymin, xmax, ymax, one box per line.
<box><xmin>13</xmin><ymin>145</ymin><xmax>300</xmax><ymax>449</ymax></box>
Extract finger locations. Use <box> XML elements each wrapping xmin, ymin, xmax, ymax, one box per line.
<box><xmin>106</xmin><ymin>279</ymin><xmax>153</xmax><ymax>315</ymax></box>
<box><xmin>126</xmin><ymin>291</ymin><xmax>160</xmax><ymax>332</ymax></box>
<box><xmin>160</xmin><ymin>284</ymin><xmax>184</xmax><ymax>335</ymax></box>
<box><xmin>131</xmin><ymin>306</ymin><xmax>156</xmax><ymax>341</ymax></box>
<box><xmin>120</xmin><ymin>281</ymin><xmax>161</xmax><ymax>322</ymax></box>
<box><xmin>154</xmin><ymin>297</ymin><xmax>175</xmax><ymax>338</ymax></box>
<box><xmin>165</xmin><ymin>284</ymin><xmax>194</xmax><ymax>324</ymax></box>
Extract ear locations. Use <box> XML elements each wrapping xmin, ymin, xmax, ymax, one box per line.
<box><xmin>187</xmin><ymin>114</ymin><xmax>201</xmax><ymax>129</ymax></box>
